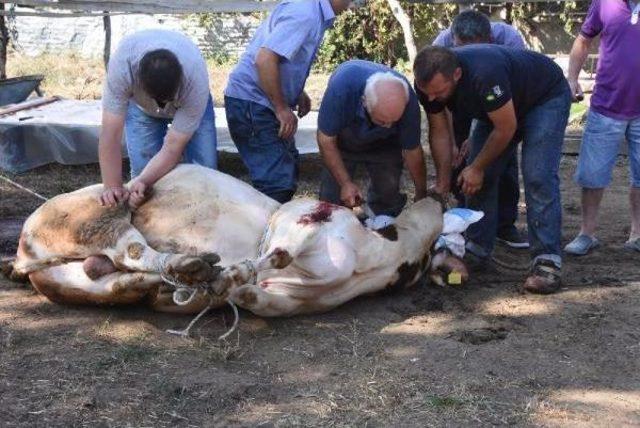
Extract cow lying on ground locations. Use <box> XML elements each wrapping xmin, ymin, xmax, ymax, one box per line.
<box><xmin>12</xmin><ymin>165</ymin><xmax>463</xmax><ymax>317</ymax></box>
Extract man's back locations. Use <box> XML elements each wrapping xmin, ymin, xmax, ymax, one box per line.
<box><xmin>433</xmin><ymin>21</ymin><xmax>526</xmax><ymax>49</ymax></box>
<box><xmin>421</xmin><ymin>45</ymin><xmax>566</xmax><ymax>121</ymax></box>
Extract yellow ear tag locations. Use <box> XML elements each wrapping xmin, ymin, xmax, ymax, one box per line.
<box><xmin>448</xmin><ymin>272</ymin><xmax>463</xmax><ymax>285</ymax></box>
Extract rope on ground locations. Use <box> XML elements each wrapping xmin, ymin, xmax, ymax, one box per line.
<box><xmin>0</xmin><ymin>174</ymin><xmax>49</xmax><ymax>202</ymax></box>
<box><xmin>160</xmin><ymin>256</ymin><xmax>240</xmax><ymax>340</ymax></box>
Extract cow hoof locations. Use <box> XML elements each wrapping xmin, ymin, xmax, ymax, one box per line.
<box><xmin>165</xmin><ymin>255</ymin><xmax>224</xmax><ymax>285</ymax></box>
<box><xmin>168</xmin><ymin>255</ymin><xmax>206</xmax><ymax>274</ymax></box>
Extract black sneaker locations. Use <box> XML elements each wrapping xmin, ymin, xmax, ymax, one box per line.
<box><xmin>496</xmin><ymin>227</ymin><xmax>530</xmax><ymax>249</ymax></box>
<box><xmin>463</xmin><ymin>251</ymin><xmax>495</xmax><ymax>274</ymax></box>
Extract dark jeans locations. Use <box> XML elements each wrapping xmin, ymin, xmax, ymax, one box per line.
<box><xmin>465</xmin><ymin>86</ymin><xmax>571</xmax><ymax>268</ymax></box>
<box><xmin>319</xmin><ymin>148</ymin><xmax>407</xmax><ymax>217</ymax></box>
<box><xmin>224</xmin><ymin>96</ymin><xmax>299</xmax><ymax>203</ymax></box>
<box><xmin>452</xmin><ymin>111</ymin><xmax>519</xmax><ymax>235</ymax></box>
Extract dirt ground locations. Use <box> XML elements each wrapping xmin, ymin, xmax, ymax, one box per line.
<box><xmin>1</xmin><ymin>151</ymin><xmax>639</xmax><ymax>427</ymax></box>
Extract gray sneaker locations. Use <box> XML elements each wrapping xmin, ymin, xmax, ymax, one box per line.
<box><xmin>564</xmin><ymin>234</ymin><xmax>600</xmax><ymax>256</ymax></box>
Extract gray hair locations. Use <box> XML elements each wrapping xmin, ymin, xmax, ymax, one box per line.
<box><xmin>363</xmin><ymin>71</ymin><xmax>409</xmax><ymax>111</ymax></box>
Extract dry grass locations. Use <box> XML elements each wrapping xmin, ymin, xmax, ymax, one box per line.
<box><xmin>6</xmin><ymin>52</ymin><xmax>334</xmax><ymax>107</ymax></box>
<box><xmin>7</xmin><ymin>51</ymin><xmax>105</xmax><ymax>100</ymax></box>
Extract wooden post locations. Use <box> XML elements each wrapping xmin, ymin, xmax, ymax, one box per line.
<box><xmin>103</xmin><ymin>11</ymin><xmax>111</xmax><ymax>70</ymax></box>
<box><xmin>0</xmin><ymin>3</ymin><xmax>9</xmax><ymax>80</ymax></box>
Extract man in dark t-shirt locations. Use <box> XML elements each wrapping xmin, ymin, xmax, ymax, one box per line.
<box><xmin>433</xmin><ymin>10</ymin><xmax>528</xmax><ymax>249</ymax></box>
<box><xmin>317</xmin><ymin>60</ymin><xmax>426</xmax><ymax>216</ymax></box>
<box><xmin>414</xmin><ymin>45</ymin><xmax>571</xmax><ymax>294</ymax></box>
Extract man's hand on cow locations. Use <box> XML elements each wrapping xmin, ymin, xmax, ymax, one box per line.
<box><xmin>276</xmin><ymin>107</ymin><xmax>298</xmax><ymax>140</ymax></box>
<box><xmin>340</xmin><ymin>181</ymin><xmax>364</xmax><ymax>208</ymax></box>
<box><xmin>458</xmin><ymin>165</ymin><xmax>484</xmax><ymax>196</ymax></box>
<box><xmin>128</xmin><ymin>180</ymin><xmax>150</xmax><ymax>211</ymax></box>
<box><xmin>100</xmin><ymin>186</ymin><xmax>129</xmax><ymax>207</ymax></box>
<box><xmin>296</xmin><ymin>91</ymin><xmax>311</xmax><ymax>118</ymax></box>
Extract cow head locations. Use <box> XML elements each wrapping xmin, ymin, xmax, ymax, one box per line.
<box><xmin>382</xmin><ymin>195</ymin><xmax>444</xmax><ymax>292</ymax></box>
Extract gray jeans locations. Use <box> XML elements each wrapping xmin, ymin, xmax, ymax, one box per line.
<box><xmin>319</xmin><ymin>148</ymin><xmax>407</xmax><ymax>217</ymax></box>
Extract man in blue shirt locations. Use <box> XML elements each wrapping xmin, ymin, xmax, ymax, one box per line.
<box><xmin>433</xmin><ymin>11</ymin><xmax>526</xmax><ymax>49</ymax></box>
<box><xmin>225</xmin><ymin>0</ymin><xmax>355</xmax><ymax>203</ymax></box>
<box><xmin>317</xmin><ymin>60</ymin><xmax>427</xmax><ymax>216</ymax></box>
<box><xmin>433</xmin><ymin>10</ymin><xmax>529</xmax><ymax>249</ymax></box>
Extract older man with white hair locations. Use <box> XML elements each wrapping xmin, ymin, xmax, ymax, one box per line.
<box><xmin>317</xmin><ymin>60</ymin><xmax>426</xmax><ymax>216</ymax></box>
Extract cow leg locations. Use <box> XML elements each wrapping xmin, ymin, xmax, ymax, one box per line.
<box><xmin>211</xmin><ymin>247</ymin><xmax>293</xmax><ymax>295</ymax></box>
<box><xmin>150</xmin><ymin>287</ymin><xmax>227</xmax><ymax>314</ymax></box>
<box><xmin>101</xmin><ymin>228</ymin><xmax>221</xmax><ymax>285</ymax></box>
<box><xmin>229</xmin><ymin>283</ymin><xmax>303</xmax><ymax>317</ymax></box>
<box><xmin>29</xmin><ymin>262</ymin><xmax>162</xmax><ymax>306</ymax></box>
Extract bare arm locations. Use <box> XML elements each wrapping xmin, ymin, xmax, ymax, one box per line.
<box><xmin>427</xmin><ymin>111</ymin><xmax>454</xmax><ymax>194</ymax></box>
<box><xmin>458</xmin><ymin>101</ymin><xmax>517</xmax><ymax>195</ymax></box>
<box><xmin>127</xmin><ymin>129</ymin><xmax>191</xmax><ymax>209</ymax></box>
<box><xmin>402</xmin><ymin>146</ymin><xmax>427</xmax><ymax>201</ymax></box>
<box><xmin>255</xmin><ymin>47</ymin><xmax>298</xmax><ymax>139</ymax></box>
<box><xmin>568</xmin><ymin>34</ymin><xmax>593</xmax><ymax>100</ymax></box>
<box><xmin>317</xmin><ymin>130</ymin><xmax>362</xmax><ymax>207</ymax></box>
<box><xmin>98</xmin><ymin>111</ymin><xmax>127</xmax><ymax>206</ymax></box>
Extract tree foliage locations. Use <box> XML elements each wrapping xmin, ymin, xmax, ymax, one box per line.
<box><xmin>315</xmin><ymin>0</ymin><xmax>458</xmax><ymax>71</ymax></box>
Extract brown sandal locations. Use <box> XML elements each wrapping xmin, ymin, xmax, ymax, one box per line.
<box><xmin>523</xmin><ymin>261</ymin><xmax>561</xmax><ymax>294</ymax></box>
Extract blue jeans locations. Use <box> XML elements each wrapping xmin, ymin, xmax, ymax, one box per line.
<box><xmin>452</xmin><ymin>111</ymin><xmax>520</xmax><ymax>234</ymax></box>
<box><xmin>575</xmin><ymin>110</ymin><xmax>640</xmax><ymax>188</ymax></box>
<box><xmin>125</xmin><ymin>95</ymin><xmax>217</xmax><ymax>177</ymax></box>
<box><xmin>224</xmin><ymin>96</ymin><xmax>299</xmax><ymax>203</ymax></box>
<box><xmin>466</xmin><ymin>87</ymin><xmax>571</xmax><ymax>268</ymax></box>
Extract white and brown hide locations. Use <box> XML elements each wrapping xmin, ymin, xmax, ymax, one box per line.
<box><xmin>13</xmin><ymin>164</ymin><xmax>449</xmax><ymax>316</ymax></box>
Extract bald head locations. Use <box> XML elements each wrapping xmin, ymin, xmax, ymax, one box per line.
<box><xmin>363</xmin><ymin>72</ymin><xmax>409</xmax><ymax>128</ymax></box>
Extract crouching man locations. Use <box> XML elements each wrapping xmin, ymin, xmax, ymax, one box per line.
<box><xmin>414</xmin><ymin>45</ymin><xmax>571</xmax><ymax>294</ymax></box>
<box><xmin>317</xmin><ymin>60</ymin><xmax>427</xmax><ymax>216</ymax></box>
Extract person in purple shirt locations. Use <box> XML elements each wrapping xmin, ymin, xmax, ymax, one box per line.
<box><xmin>432</xmin><ymin>10</ymin><xmax>529</xmax><ymax>250</ymax></box>
<box><xmin>224</xmin><ymin>0</ymin><xmax>355</xmax><ymax>203</ymax></box>
<box><xmin>564</xmin><ymin>0</ymin><xmax>640</xmax><ymax>255</ymax></box>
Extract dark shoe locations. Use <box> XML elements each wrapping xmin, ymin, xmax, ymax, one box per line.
<box><xmin>523</xmin><ymin>260</ymin><xmax>561</xmax><ymax>294</ymax></box>
<box><xmin>463</xmin><ymin>251</ymin><xmax>493</xmax><ymax>273</ymax></box>
<box><xmin>496</xmin><ymin>226</ymin><xmax>530</xmax><ymax>249</ymax></box>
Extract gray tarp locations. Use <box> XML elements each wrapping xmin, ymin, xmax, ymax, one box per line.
<box><xmin>0</xmin><ymin>99</ymin><xmax>320</xmax><ymax>173</ymax></box>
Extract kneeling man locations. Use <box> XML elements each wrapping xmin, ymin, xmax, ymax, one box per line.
<box><xmin>317</xmin><ymin>60</ymin><xmax>427</xmax><ymax>216</ymax></box>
